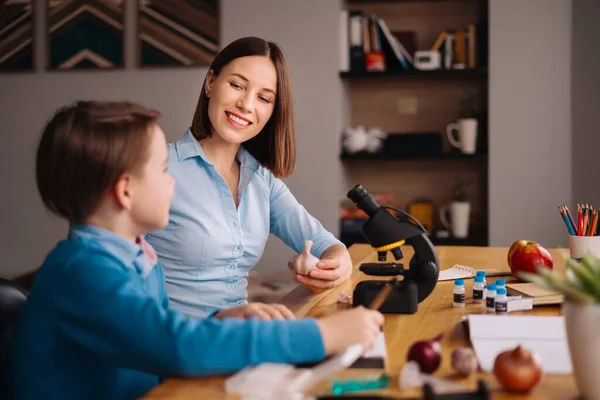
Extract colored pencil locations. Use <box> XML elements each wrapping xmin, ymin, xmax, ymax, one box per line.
<box><xmin>590</xmin><ymin>209</ymin><xmax>598</xmax><ymax>236</ymax></box>
<box><xmin>564</xmin><ymin>204</ymin><xmax>600</xmax><ymax>236</ymax></box>
<box><xmin>564</xmin><ymin>206</ymin><xmax>576</xmax><ymax>232</ymax></box>
<box><xmin>577</xmin><ymin>204</ymin><xmax>583</xmax><ymax>236</ymax></box>
<box><xmin>560</xmin><ymin>207</ymin><xmax>576</xmax><ymax>235</ymax></box>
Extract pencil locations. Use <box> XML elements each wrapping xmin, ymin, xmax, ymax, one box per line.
<box><xmin>582</xmin><ymin>205</ymin><xmax>589</xmax><ymax>236</ymax></box>
<box><xmin>368</xmin><ymin>277</ymin><xmax>397</xmax><ymax>310</ymax></box>
<box><xmin>558</xmin><ymin>207</ymin><xmax>575</xmax><ymax>236</ymax></box>
<box><xmin>564</xmin><ymin>206</ymin><xmax>576</xmax><ymax>232</ymax></box>
<box><xmin>577</xmin><ymin>204</ymin><xmax>583</xmax><ymax>236</ymax></box>
<box><xmin>585</xmin><ymin>206</ymin><xmax>592</xmax><ymax>236</ymax></box>
<box><xmin>590</xmin><ymin>209</ymin><xmax>598</xmax><ymax>236</ymax></box>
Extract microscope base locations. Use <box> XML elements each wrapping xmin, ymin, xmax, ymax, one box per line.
<box><xmin>352</xmin><ymin>280</ymin><xmax>418</xmax><ymax>314</ymax></box>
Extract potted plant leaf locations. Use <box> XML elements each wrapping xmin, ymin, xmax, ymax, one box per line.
<box><xmin>518</xmin><ymin>254</ymin><xmax>600</xmax><ymax>400</ymax></box>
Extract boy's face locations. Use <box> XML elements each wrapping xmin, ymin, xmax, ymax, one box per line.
<box><xmin>129</xmin><ymin>125</ymin><xmax>174</xmax><ymax>233</ymax></box>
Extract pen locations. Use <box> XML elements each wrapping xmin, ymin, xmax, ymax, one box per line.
<box><xmin>368</xmin><ymin>277</ymin><xmax>397</xmax><ymax>310</ymax></box>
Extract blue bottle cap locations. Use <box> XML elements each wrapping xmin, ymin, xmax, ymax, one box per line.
<box><xmin>474</xmin><ymin>275</ymin><xmax>484</xmax><ymax>283</ymax></box>
<box><xmin>496</xmin><ymin>288</ymin><xmax>507</xmax><ymax>295</ymax></box>
<box><xmin>487</xmin><ymin>284</ymin><xmax>497</xmax><ymax>291</ymax></box>
<box><xmin>476</xmin><ymin>271</ymin><xmax>486</xmax><ymax>276</ymax></box>
<box><xmin>496</xmin><ymin>279</ymin><xmax>506</xmax><ymax>286</ymax></box>
<box><xmin>455</xmin><ymin>279</ymin><xmax>464</xmax><ymax>286</ymax></box>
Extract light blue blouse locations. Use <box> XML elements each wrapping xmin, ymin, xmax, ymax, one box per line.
<box><xmin>146</xmin><ymin>130</ymin><xmax>343</xmax><ymax>318</ymax></box>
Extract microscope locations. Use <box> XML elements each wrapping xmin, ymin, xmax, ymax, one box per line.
<box><xmin>347</xmin><ymin>185</ymin><xmax>440</xmax><ymax>313</ymax></box>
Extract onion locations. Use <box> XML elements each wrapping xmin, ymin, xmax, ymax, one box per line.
<box><xmin>493</xmin><ymin>345</ymin><xmax>543</xmax><ymax>392</ymax></box>
<box><xmin>407</xmin><ymin>333</ymin><xmax>443</xmax><ymax>374</ymax></box>
<box><xmin>451</xmin><ymin>347</ymin><xmax>478</xmax><ymax>377</ymax></box>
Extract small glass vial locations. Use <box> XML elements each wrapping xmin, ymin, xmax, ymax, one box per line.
<box><xmin>496</xmin><ymin>279</ymin><xmax>506</xmax><ymax>294</ymax></box>
<box><xmin>453</xmin><ymin>279</ymin><xmax>466</xmax><ymax>307</ymax></box>
<box><xmin>495</xmin><ymin>288</ymin><xmax>508</xmax><ymax>314</ymax></box>
<box><xmin>476</xmin><ymin>271</ymin><xmax>487</xmax><ymax>288</ymax></box>
<box><xmin>472</xmin><ymin>275</ymin><xmax>485</xmax><ymax>302</ymax></box>
<box><xmin>486</xmin><ymin>284</ymin><xmax>497</xmax><ymax>312</ymax></box>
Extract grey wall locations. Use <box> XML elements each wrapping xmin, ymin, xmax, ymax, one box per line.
<box><xmin>488</xmin><ymin>0</ymin><xmax>572</xmax><ymax>248</ymax></box>
<box><xmin>0</xmin><ymin>0</ymin><xmax>343</xmax><ymax>278</ymax></box>
<box><xmin>0</xmin><ymin>0</ymin><xmax>584</xmax><ymax>278</ymax></box>
<box><xmin>572</xmin><ymin>0</ymin><xmax>600</xmax><ymax>205</ymax></box>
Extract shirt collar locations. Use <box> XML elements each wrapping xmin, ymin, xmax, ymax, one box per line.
<box><xmin>68</xmin><ymin>224</ymin><xmax>157</xmax><ymax>278</ymax></box>
<box><xmin>175</xmin><ymin>128</ymin><xmax>260</xmax><ymax>174</ymax></box>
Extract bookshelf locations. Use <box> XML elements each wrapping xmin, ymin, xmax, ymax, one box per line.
<box><xmin>339</xmin><ymin>68</ymin><xmax>487</xmax><ymax>79</ymax></box>
<box><xmin>346</xmin><ymin>0</ymin><xmax>484</xmax><ymax>3</ymax></box>
<box><xmin>340</xmin><ymin>151</ymin><xmax>487</xmax><ymax>162</ymax></box>
<box><xmin>339</xmin><ymin>0</ymin><xmax>489</xmax><ymax>247</ymax></box>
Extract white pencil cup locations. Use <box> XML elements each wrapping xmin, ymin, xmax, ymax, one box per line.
<box><xmin>568</xmin><ymin>235</ymin><xmax>600</xmax><ymax>260</ymax></box>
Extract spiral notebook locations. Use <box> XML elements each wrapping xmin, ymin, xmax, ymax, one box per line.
<box><xmin>438</xmin><ymin>264</ymin><xmax>511</xmax><ymax>281</ymax></box>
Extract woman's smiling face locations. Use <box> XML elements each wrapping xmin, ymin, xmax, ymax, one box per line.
<box><xmin>205</xmin><ymin>55</ymin><xmax>277</xmax><ymax>145</ymax></box>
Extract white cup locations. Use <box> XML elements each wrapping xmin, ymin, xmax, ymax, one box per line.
<box><xmin>568</xmin><ymin>235</ymin><xmax>600</xmax><ymax>260</ymax></box>
<box><xmin>439</xmin><ymin>202</ymin><xmax>471</xmax><ymax>239</ymax></box>
<box><xmin>446</xmin><ymin>118</ymin><xmax>478</xmax><ymax>154</ymax></box>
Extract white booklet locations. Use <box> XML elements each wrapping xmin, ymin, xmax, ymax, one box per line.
<box><xmin>467</xmin><ymin>315</ymin><xmax>572</xmax><ymax>374</ymax></box>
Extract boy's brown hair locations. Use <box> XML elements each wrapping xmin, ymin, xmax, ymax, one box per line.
<box><xmin>36</xmin><ymin>101</ymin><xmax>160</xmax><ymax>223</ymax></box>
<box><xmin>191</xmin><ymin>36</ymin><xmax>296</xmax><ymax>178</ymax></box>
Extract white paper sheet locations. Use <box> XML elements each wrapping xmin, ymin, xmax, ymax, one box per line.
<box><xmin>362</xmin><ymin>331</ymin><xmax>386</xmax><ymax>359</ymax></box>
<box><xmin>467</xmin><ymin>315</ymin><xmax>572</xmax><ymax>374</ymax></box>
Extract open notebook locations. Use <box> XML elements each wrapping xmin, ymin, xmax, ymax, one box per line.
<box><xmin>438</xmin><ymin>264</ymin><xmax>511</xmax><ymax>281</ymax></box>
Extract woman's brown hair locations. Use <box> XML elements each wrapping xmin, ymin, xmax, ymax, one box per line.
<box><xmin>36</xmin><ymin>101</ymin><xmax>160</xmax><ymax>223</ymax></box>
<box><xmin>191</xmin><ymin>37</ymin><xmax>295</xmax><ymax>178</ymax></box>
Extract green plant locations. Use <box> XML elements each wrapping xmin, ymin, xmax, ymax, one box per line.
<box><xmin>452</xmin><ymin>181</ymin><xmax>469</xmax><ymax>202</ymax></box>
<box><xmin>518</xmin><ymin>254</ymin><xmax>600</xmax><ymax>304</ymax></box>
<box><xmin>458</xmin><ymin>92</ymin><xmax>483</xmax><ymax>119</ymax></box>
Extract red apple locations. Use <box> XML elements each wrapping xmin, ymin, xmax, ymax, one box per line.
<box><xmin>507</xmin><ymin>240</ymin><xmax>553</xmax><ymax>278</ymax></box>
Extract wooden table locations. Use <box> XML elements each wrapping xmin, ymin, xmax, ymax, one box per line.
<box><xmin>141</xmin><ymin>245</ymin><xmax>578</xmax><ymax>399</ymax></box>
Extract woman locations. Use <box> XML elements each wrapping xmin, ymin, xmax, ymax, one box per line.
<box><xmin>146</xmin><ymin>37</ymin><xmax>352</xmax><ymax>319</ymax></box>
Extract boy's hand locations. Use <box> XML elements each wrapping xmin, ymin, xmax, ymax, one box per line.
<box><xmin>213</xmin><ymin>303</ymin><xmax>296</xmax><ymax>321</ymax></box>
<box><xmin>316</xmin><ymin>306</ymin><xmax>384</xmax><ymax>355</ymax></box>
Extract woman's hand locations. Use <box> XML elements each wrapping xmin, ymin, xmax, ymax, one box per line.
<box><xmin>295</xmin><ymin>244</ymin><xmax>352</xmax><ymax>293</ymax></box>
<box><xmin>213</xmin><ymin>303</ymin><xmax>296</xmax><ymax>321</ymax></box>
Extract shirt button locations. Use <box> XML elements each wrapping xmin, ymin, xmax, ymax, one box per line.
<box><xmin>232</xmin><ymin>221</ymin><xmax>237</xmax><ymax>227</ymax></box>
<box><xmin>228</xmin><ymin>283</ymin><xmax>236</xmax><ymax>289</ymax></box>
<box><xmin>236</xmin><ymin>245</ymin><xmax>242</xmax><ymax>250</ymax></box>
<box><xmin>228</xmin><ymin>263</ymin><xmax>236</xmax><ymax>270</ymax></box>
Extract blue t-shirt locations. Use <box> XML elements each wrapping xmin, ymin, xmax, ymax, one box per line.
<box><xmin>10</xmin><ymin>224</ymin><xmax>325</xmax><ymax>400</ymax></box>
<box><xmin>146</xmin><ymin>130</ymin><xmax>343</xmax><ymax>318</ymax></box>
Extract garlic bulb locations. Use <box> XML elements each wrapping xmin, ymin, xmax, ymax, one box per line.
<box><xmin>287</xmin><ymin>240</ymin><xmax>319</xmax><ymax>275</ymax></box>
<box><xmin>451</xmin><ymin>347</ymin><xmax>478</xmax><ymax>377</ymax></box>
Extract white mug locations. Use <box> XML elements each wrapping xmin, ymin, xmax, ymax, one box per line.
<box><xmin>439</xmin><ymin>202</ymin><xmax>471</xmax><ymax>239</ymax></box>
<box><xmin>446</xmin><ymin>118</ymin><xmax>478</xmax><ymax>154</ymax></box>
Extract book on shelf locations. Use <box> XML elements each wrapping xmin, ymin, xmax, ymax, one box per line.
<box><xmin>340</xmin><ymin>9</ymin><xmax>485</xmax><ymax>73</ymax></box>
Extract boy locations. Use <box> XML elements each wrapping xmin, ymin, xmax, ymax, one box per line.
<box><xmin>10</xmin><ymin>101</ymin><xmax>383</xmax><ymax>400</ymax></box>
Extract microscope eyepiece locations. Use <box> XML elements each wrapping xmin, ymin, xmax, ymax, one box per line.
<box><xmin>347</xmin><ymin>184</ymin><xmax>380</xmax><ymax>217</ymax></box>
